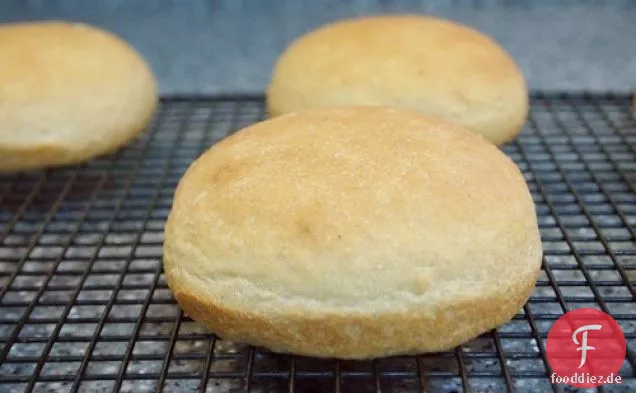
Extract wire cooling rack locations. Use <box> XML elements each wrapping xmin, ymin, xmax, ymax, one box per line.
<box><xmin>0</xmin><ymin>93</ymin><xmax>635</xmax><ymax>393</ymax></box>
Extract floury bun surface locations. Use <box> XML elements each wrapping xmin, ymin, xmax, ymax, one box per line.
<box><xmin>163</xmin><ymin>106</ymin><xmax>542</xmax><ymax>359</ymax></box>
<box><xmin>267</xmin><ymin>15</ymin><xmax>529</xmax><ymax>145</ymax></box>
<box><xmin>0</xmin><ymin>21</ymin><xmax>158</xmax><ymax>172</ymax></box>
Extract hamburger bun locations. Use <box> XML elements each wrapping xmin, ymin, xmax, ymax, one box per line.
<box><xmin>0</xmin><ymin>21</ymin><xmax>158</xmax><ymax>172</ymax></box>
<box><xmin>163</xmin><ymin>106</ymin><xmax>542</xmax><ymax>359</ymax></box>
<box><xmin>267</xmin><ymin>15</ymin><xmax>528</xmax><ymax>145</ymax></box>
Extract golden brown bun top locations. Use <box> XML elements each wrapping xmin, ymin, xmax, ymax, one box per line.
<box><xmin>165</xmin><ymin>107</ymin><xmax>541</xmax><ymax>309</ymax></box>
<box><xmin>0</xmin><ymin>21</ymin><xmax>157</xmax><ymax>147</ymax></box>
<box><xmin>267</xmin><ymin>15</ymin><xmax>528</xmax><ymax>145</ymax></box>
<box><xmin>0</xmin><ymin>21</ymin><xmax>154</xmax><ymax>102</ymax></box>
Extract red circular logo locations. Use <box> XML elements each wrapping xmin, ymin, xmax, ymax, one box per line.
<box><xmin>546</xmin><ymin>308</ymin><xmax>626</xmax><ymax>388</ymax></box>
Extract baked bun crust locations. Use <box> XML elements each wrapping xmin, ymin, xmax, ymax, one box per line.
<box><xmin>267</xmin><ymin>15</ymin><xmax>528</xmax><ymax>145</ymax></box>
<box><xmin>163</xmin><ymin>107</ymin><xmax>542</xmax><ymax>359</ymax></box>
<box><xmin>0</xmin><ymin>21</ymin><xmax>158</xmax><ymax>172</ymax></box>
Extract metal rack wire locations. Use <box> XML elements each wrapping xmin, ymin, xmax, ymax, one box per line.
<box><xmin>0</xmin><ymin>93</ymin><xmax>634</xmax><ymax>393</ymax></box>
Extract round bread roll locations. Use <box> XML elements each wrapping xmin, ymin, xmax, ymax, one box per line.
<box><xmin>164</xmin><ymin>107</ymin><xmax>542</xmax><ymax>359</ymax></box>
<box><xmin>0</xmin><ymin>21</ymin><xmax>158</xmax><ymax>172</ymax></box>
<box><xmin>267</xmin><ymin>15</ymin><xmax>528</xmax><ymax>145</ymax></box>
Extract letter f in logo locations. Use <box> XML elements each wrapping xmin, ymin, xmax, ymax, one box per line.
<box><xmin>572</xmin><ymin>324</ymin><xmax>603</xmax><ymax>368</ymax></box>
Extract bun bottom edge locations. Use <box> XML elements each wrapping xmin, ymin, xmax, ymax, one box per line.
<box><xmin>0</xmin><ymin>100</ymin><xmax>157</xmax><ymax>173</ymax></box>
<box><xmin>169</xmin><ymin>270</ymin><xmax>539</xmax><ymax>359</ymax></box>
